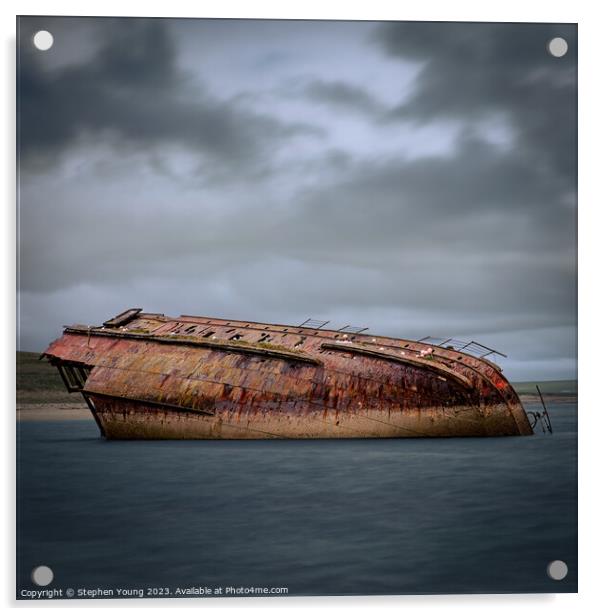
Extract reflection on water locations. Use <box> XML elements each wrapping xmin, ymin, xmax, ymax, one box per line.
<box><xmin>17</xmin><ymin>403</ymin><xmax>577</xmax><ymax>597</ymax></box>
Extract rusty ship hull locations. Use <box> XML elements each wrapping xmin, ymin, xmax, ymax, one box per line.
<box><xmin>42</xmin><ymin>309</ymin><xmax>533</xmax><ymax>439</ymax></box>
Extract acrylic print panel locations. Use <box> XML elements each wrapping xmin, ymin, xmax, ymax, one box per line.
<box><xmin>16</xmin><ymin>16</ymin><xmax>577</xmax><ymax>599</ymax></box>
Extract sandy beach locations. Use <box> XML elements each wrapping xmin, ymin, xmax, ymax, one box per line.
<box><xmin>17</xmin><ymin>403</ymin><xmax>90</xmax><ymax>421</ymax></box>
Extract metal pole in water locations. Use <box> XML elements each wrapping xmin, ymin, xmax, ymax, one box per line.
<box><xmin>536</xmin><ymin>384</ymin><xmax>553</xmax><ymax>434</ymax></box>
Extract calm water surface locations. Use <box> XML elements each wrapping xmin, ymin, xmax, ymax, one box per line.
<box><xmin>17</xmin><ymin>402</ymin><xmax>577</xmax><ymax>597</ymax></box>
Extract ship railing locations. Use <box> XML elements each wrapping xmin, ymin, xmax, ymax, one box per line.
<box><xmin>337</xmin><ymin>325</ymin><xmax>370</xmax><ymax>334</ymax></box>
<box><xmin>299</xmin><ymin>318</ymin><xmax>330</xmax><ymax>330</ymax></box>
<box><xmin>416</xmin><ymin>337</ymin><xmax>507</xmax><ymax>360</ymax></box>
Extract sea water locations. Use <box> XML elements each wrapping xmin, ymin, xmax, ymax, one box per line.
<box><xmin>16</xmin><ymin>402</ymin><xmax>577</xmax><ymax>597</ymax></box>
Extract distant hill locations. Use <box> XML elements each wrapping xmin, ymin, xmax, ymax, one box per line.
<box><xmin>511</xmin><ymin>380</ymin><xmax>577</xmax><ymax>397</ymax></box>
<box><xmin>17</xmin><ymin>351</ymin><xmax>75</xmax><ymax>404</ymax></box>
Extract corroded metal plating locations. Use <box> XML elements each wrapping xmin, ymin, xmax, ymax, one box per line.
<box><xmin>42</xmin><ymin>309</ymin><xmax>533</xmax><ymax>439</ymax></box>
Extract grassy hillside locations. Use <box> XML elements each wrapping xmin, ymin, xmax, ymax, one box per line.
<box><xmin>511</xmin><ymin>380</ymin><xmax>577</xmax><ymax>397</ymax></box>
<box><xmin>17</xmin><ymin>351</ymin><xmax>77</xmax><ymax>404</ymax></box>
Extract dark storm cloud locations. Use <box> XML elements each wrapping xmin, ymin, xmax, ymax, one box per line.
<box><xmin>17</xmin><ymin>18</ymin><xmax>317</xmax><ymax>172</ymax></box>
<box><xmin>296</xmin><ymin>23</ymin><xmax>577</xmax><ymax>184</ymax></box>
<box><xmin>373</xmin><ymin>21</ymin><xmax>577</xmax><ymax>180</ymax></box>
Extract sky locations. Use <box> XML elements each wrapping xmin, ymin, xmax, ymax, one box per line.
<box><xmin>16</xmin><ymin>17</ymin><xmax>577</xmax><ymax>381</ymax></box>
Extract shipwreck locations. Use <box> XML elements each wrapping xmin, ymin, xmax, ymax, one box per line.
<box><xmin>42</xmin><ymin>309</ymin><xmax>533</xmax><ymax>439</ymax></box>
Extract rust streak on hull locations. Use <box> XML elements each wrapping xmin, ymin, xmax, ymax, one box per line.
<box><xmin>42</xmin><ymin>308</ymin><xmax>534</xmax><ymax>439</ymax></box>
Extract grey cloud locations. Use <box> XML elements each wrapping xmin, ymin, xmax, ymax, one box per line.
<box><xmin>18</xmin><ymin>18</ymin><xmax>318</xmax><ymax>173</ymax></box>
<box><xmin>19</xmin><ymin>132</ymin><xmax>575</xmax><ymax>338</ymax></box>
<box><xmin>302</xmin><ymin>79</ymin><xmax>385</xmax><ymax>115</ymax></box>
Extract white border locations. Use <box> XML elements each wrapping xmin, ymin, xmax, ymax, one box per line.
<box><xmin>3</xmin><ymin>1</ymin><xmax>600</xmax><ymax>614</ymax></box>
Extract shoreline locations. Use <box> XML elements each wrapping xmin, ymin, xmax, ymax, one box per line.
<box><xmin>17</xmin><ymin>403</ymin><xmax>91</xmax><ymax>421</ymax></box>
<box><xmin>519</xmin><ymin>394</ymin><xmax>577</xmax><ymax>405</ymax></box>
